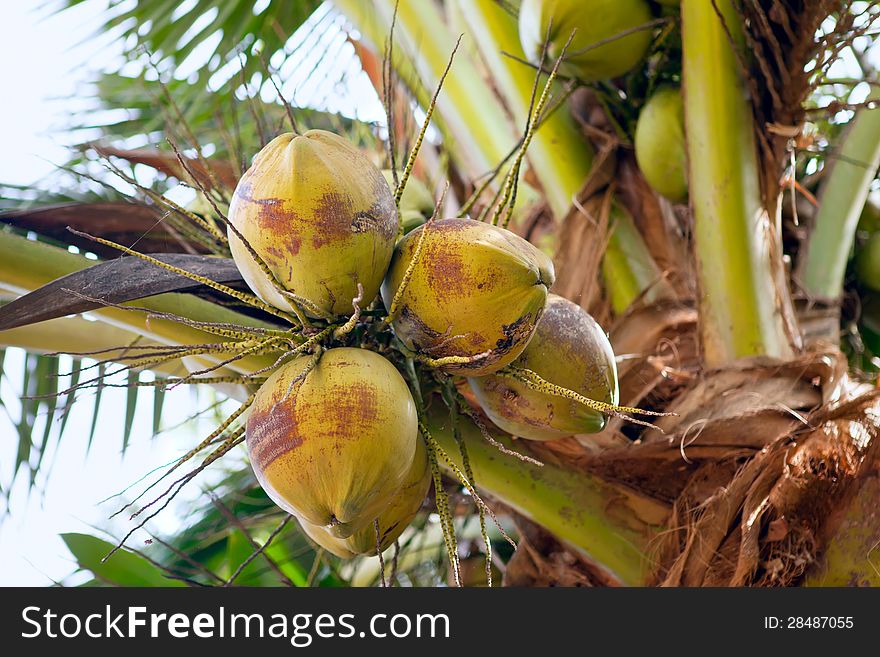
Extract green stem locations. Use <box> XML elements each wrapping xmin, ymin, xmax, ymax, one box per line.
<box><xmin>798</xmin><ymin>93</ymin><xmax>880</xmax><ymax>300</ymax></box>
<box><xmin>603</xmin><ymin>203</ymin><xmax>670</xmax><ymax>313</ymax></box>
<box><xmin>427</xmin><ymin>402</ymin><xmax>665</xmax><ymax>586</ymax></box>
<box><xmin>682</xmin><ymin>0</ymin><xmax>794</xmax><ymax>365</ymax></box>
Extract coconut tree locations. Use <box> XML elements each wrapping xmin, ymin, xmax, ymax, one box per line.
<box><xmin>2</xmin><ymin>0</ymin><xmax>880</xmax><ymax>587</ymax></box>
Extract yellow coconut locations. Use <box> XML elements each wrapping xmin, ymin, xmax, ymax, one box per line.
<box><xmin>298</xmin><ymin>436</ymin><xmax>430</xmax><ymax>558</ymax></box>
<box><xmin>380</xmin><ymin>218</ymin><xmax>555</xmax><ymax>376</ymax></box>
<box><xmin>518</xmin><ymin>0</ymin><xmax>653</xmax><ymax>82</ymax></box>
<box><xmin>468</xmin><ymin>294</ymin><xmax>619</xmax><ymax>440</ymax></box>
<box><xmin>228</xmin><ymin>130</ymin><xmax>397</xmax><ymax>318</ymax></box>
<box><xmin>246</xmin><ymin>348</ymin><xmax>418</xmax><ymax>538</ymax></box>
<box><xmin>634</xmin><ymin>86</ymin><xmax>688</xmax><ymax>202</ymax></box>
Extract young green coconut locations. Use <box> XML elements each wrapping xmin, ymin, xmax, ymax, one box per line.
<box><xmin>380</xmin><ymin>218</ymin><xmax>555</xmax><ymax>376</ymax></box>
<box><xmin>468</xmin><ymin>294</ymin><xmax>619</xmax><ymax>440</ymax></box>
<box><xmin>298</xmin><ymin>435</ymin><xmax>431</xmax><ymax>558</ymax></box>
<box><xmin>246</xmin><ymin>348</ymin><xmax>418</xmax><ymax>539</ymax></box>
<box><xmin>227</xmin><ymin>130</ymin><xmax>397</xmax><ymax>319</ymax></box>
<box><xmin>518</xmin><ymin>0</ymin><xmax>654</xmax><ymax>82</ymax></box>
<box><xmin>634</xmin><ymin>86</ymin><xmax>688</xmax><ymax>202</ymax></box>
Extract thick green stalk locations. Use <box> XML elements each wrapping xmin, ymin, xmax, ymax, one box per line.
<box><xmin>799</xmin><ymin>94</ymin><xmax>880</xmax><ymax>299</ymax></box>
<box><xmin>0</xmin><ymin>230</ymin><xmax>277</xmax><ymax>374</ymax></box>
<box><xmin>333</xmin><ymin>0</ymin><xmax>517</xmax><ymax>178</ymax></box>
<box><xmin>682</xmin><ymin>0</ymin><xmax>794</xmax><ymax>365</ymax></box>
<box><xmin>428</xmin><ymin>403</ymin><xmax>665</xmax><ymax>586</ymax></box>
<box><xmin>451</xmin><ymin>0</ymin><xmax>593</xmax><ymax>219</ymax></box>
<box><xmin>603</xmin><ymin>204</ymin><xmax>669</xmax><ymax>313</ymax></box>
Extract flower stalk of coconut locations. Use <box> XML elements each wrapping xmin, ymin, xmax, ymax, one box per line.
<box><xmin>798</xmin><ymin>90</ymin><xmax>880</xmax><ymax>302</ymax></box>
<box><xmin>493</xmin><ymin>27</ymin><xmax>573</xmax><ymax>229</ymax></box>
<box><xmin>333</xmin><ymin>0</ymin><xmax>517</xmax><ymax>177</ymax></box>
<box><xmin>451</xmin><ymin>0</ymin><xmax>594</xmax><ymax>219</ymax></box>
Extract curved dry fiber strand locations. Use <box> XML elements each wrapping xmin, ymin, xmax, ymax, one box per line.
<box><xmin>657</xmin><ymin>449</ymin><xmax>775</xmax><ymax>587</ymax></box>
<box><xmin>654</xmin><ymin>390</ymin><xmax>880</xmax><ymax>587</ymax></box>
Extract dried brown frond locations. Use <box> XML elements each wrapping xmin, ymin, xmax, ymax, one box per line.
<box><xmin>735</xmin><ymin>1</ymin><xmax>875</xmax><ymax>212</ymax></box>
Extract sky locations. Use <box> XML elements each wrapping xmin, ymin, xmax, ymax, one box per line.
<box><xmin>0</xmin><ymin>2</ymin><xmax>114</xmax><ymax>188</ymax></box>
<box><xmin>0</xmin><ymin>2</ymin><xmax>235</xmax><ymax>587</ymax></box>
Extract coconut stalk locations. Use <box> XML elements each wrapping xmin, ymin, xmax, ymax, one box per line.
<box><xmin>427</xmin><ymin>403</ymin><xmax>666</xmax><ymax>586</ymax></box>
<box><xmin>681</xmin><ymin>0</ymin><xmax>795</xmax><ymax>365</ymax></box>
<box><xmin>798</xmin><ymin>93</ymin><xmax>880</xmax><ymax>301</ymax></box>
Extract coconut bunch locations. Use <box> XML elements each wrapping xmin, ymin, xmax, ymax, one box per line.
<box><xmin>220</xmin><ymin>123</ymin><xmax>663</xmax><ymax>563</ymax></box>
<box><xmin>188</xmin><ymin>7</ymin><xmax>683</xmax><ymax>567</ymax></box>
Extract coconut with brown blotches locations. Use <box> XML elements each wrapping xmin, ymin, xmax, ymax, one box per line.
<box><xmin>246</xmin><ymin>348</ymin><xmax>418</xmax><ymax>538</ymax></box>
<box><xmin>228</xmin><ymin>130</ymin><xmax>397</xmax><ymax>318</ymax></box>
<box><xmin>298</xmin><ymin>435</ymin><xmax>430</xmax><ymax>558</ymax></box>
<box><xmin>468</xmin><ymin>294</ymin><xmax>619</xmax><ymax>440</ymax></box>
<box><xmin>380</xmin><ymin>218</ymin><xmax>555</xmax><ymax>376</ymax></box>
